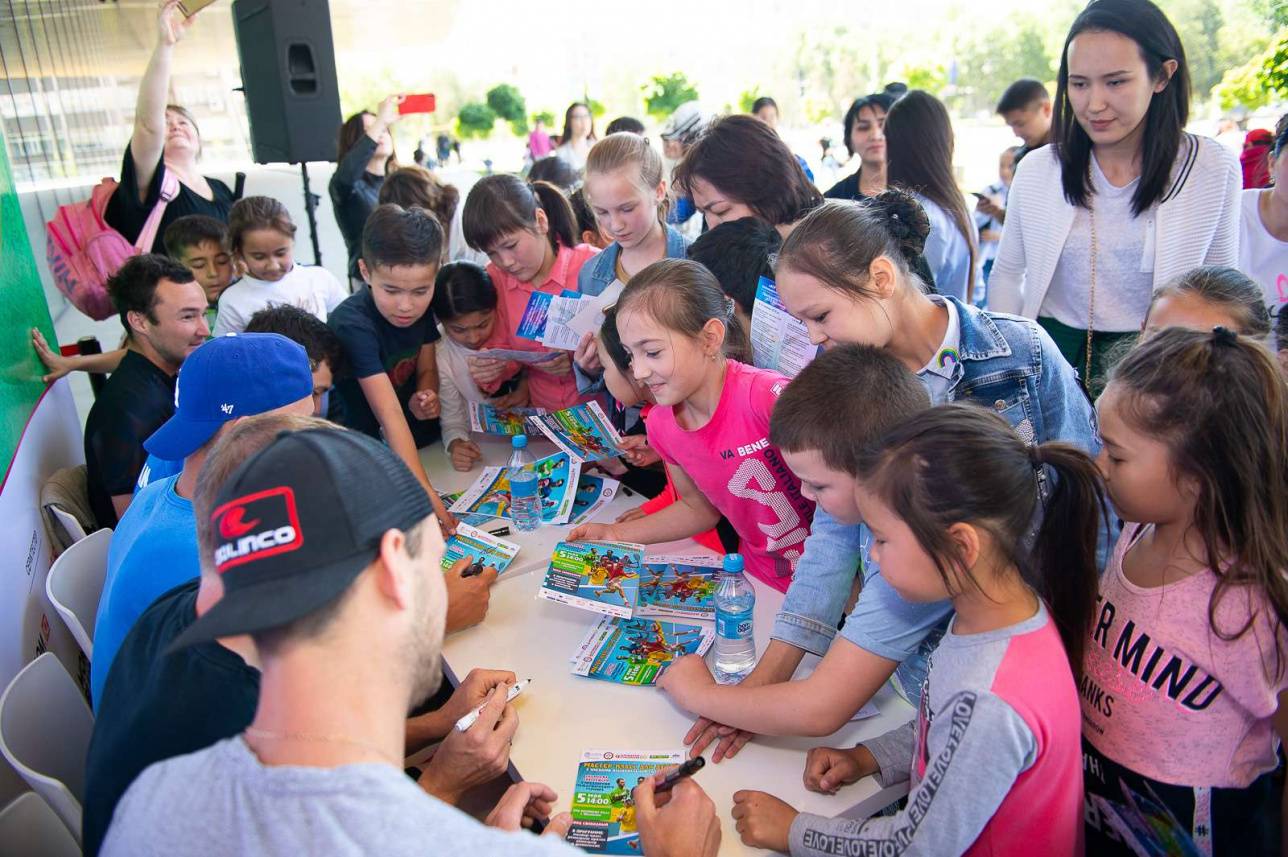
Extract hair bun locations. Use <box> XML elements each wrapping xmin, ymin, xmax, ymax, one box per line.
<box><xmin>869</xmin><ymin>189</ymin><xmax>931</xmax><ymax>262</ymax></box>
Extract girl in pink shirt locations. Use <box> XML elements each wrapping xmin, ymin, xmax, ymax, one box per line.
<box><xmin>570</xmin><ymin>258</ymin><xmax>814</xmax><ymax>591</ymax></box>
<box><xmin>1086</xmin><ymin>326</ymin><xmax>1288</xmax><ymax>856</ymax></box>
<box><xmin>728</xmin><ymin>403</ymin><xmax>1104</xmax><ymax>857</ymax></box>
<box><xmin>461</xmin><ymin>175</ymin><xmax>598</xmax><ymax>410</ymax></box>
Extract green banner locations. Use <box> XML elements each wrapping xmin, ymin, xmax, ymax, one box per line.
<box><xmin>0</xmin><ymin>129</ymin><xmax>58</xmax><ymax>481</ymax></box>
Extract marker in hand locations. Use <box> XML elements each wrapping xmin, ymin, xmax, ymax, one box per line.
<box><xmin>455</xmin><ymin>678</ymin><xmax>531</xmax><ymax>732</ymax></box>
<box><xmin>653</xmin><ymin>755</ymin><xmax>705</xmax><ymax>794</ymax></box>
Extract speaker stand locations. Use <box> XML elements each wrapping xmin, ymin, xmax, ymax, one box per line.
<box><xmin>299</xmin><ymin>163</ymin><xmax>323</xmax><ymax>266</ymax></box>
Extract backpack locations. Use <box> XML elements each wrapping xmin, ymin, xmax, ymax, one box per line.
<box><xmin>44</xmin><ymin>171</ymin><xmax>179</xmax><ymax>321</ymax></box>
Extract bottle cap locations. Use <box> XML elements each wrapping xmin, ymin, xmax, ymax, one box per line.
<box><xmin>511</xmin><ymin>434</ymin><xmax>528</xmax><ymax>449</ymax></box>
<box><xmin>722</xmin><ymin>553</ymin><xmax>744</xmax><ymax>573</ymax></box>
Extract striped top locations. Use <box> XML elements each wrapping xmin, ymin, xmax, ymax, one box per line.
<box><xmin>989</xmin><ymin>135</ymin><xmax>1241</xmax><ymax>320</ymax></box>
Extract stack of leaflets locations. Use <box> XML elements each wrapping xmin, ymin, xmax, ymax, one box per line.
<box><xmin>469</xmin><ymin>347</ymin><xmax>563</xmax><ymax>365</ymax></box>
<box><xmin>568</xmin><ymin>749</ymin><xmax>686</xmax><ymax>854</ymax></box>
<box><xmin>538</xmin><ymin>540</ymin><xmax>645</xmax><ymax>619</ymax></box>
<box><xmin>636</xmin><ymin>556</ymin><xmax>721</xmax><ymax>620</ymax></box>
<box><xmin>468</xmin><ymin>402</ymin><xmax>547</xmax><ymax>437</ymax></box>
<box><xmin>750</xmin><ymin>275</ymin><xmax>821</xmax><ymax>379</ymax></box>
<box><xmin>571</xmin><ymin>617</ymin><xmax>714</xmax><ymax>687</ymax></box>
<box><xmin>449</xmin><ymin>452</ymin><xmax>581</xmax><ymax>525</ymax></box>
<box><xmin>567</xmin><ymin>473</ymin><xmax>621</xmax><ymax>526</ymax></box>
<box><xmin>527</xmin><ymin>402</ymin><xmax>626</xmax><ymax>463</ymax></box>
<box><xmin>440</xmin><ymin>523</ymin><xmax>520</xmax><ymax>575</ymax></box>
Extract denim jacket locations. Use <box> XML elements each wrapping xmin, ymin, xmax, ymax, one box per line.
<box><xmin>772</xmin><ymin>297</ymin><xmax>1100</xmax><ymax>699</ymax></box>
<box><xmin>573</xmin><ymin>226</ymin><xmax>690</xmax><ymax>394</ymax></box>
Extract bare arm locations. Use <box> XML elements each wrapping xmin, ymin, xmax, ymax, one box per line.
<box><xmin>111</xmin><ymin>493</ymin><xmax>134</xmax><ymax>521</ymax></box>
<box><xmin>130</xmin><ymin>1</ymin><xmax>196</xmax><ymax>198</ymax></box>
<box><xmin>416</xmin><ymin>342</ymin><xmax>439</xmax><ymax>397</ymax></box>
<box><xmin>32</xmin><ymin>329</ymin><xmax>126</xmax><ymax>383</ymax></box>
<box><xmin>357</xmin><ymin>374</ymin><xmax>455</xmax><ymax>529</ymax></box>
<box><xmin>570</xmin><ymin>462</ymin><xmax>721</xmax><ymax>544</ymax></box>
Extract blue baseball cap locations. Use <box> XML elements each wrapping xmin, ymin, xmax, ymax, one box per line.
<box><xmin>145</xmin><ymin>333</ymin><xmax>314</xmax><ymax>461</ymax></box>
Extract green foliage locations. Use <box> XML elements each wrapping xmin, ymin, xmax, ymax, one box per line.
<box><xmin>739</xmin><ymin>87</ymin><xmax>762</xmax><ymax>114</ymax></box>
<box><xmin>456</xmin><ymin>102</ymin><xmax>497</xmax><ymax>139</ymax></box>
<box><xmin>904</xmin><ymin>64</ymin><xmax>948</xmax><ymax>94</ymax></box>
<box><xmin>586</xmin><ymin>98</ymin><xmax>607</xmax><ymax>118</ymax></box>
<box><xmin>532</xmin><ymin>110</ymin><xmax>556</xmax><ymax>127</ymax></box>
<box><xmin>642</xmin><ymin>73</ymin><xmax>700</xmax><ymax>119</ymax></box>
<box><xmin>954</xmin><ymin>19</ymin><xmax>1055</xmax><ymax>113</ymax></box>
<box><xmin>1215</xmin><ymin>29</ymin><xmax>1288</xmax><ymax>110</ymax></box>
<box><xmin>1264</xmin><ymin>31</ymin><xmax>1288</xmax><ymax>96</ymax></box>
<box><xmin>486</xmin><ymin>84</ymin><xmax>527</xmax><ymax>122</ymax></box>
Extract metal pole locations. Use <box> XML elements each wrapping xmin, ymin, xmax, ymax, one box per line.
<box><xmin>300</xmin><ymin>162</ymin><xmax>322</xmax><ymax>266</ymax></box>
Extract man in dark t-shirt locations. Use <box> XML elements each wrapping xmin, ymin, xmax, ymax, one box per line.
<box><xmin>84</xmin><ymin>255</ymin><xmax>210</xmax><ymax>526</ymax></box>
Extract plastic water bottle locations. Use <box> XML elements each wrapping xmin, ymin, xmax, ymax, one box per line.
<box><xmin>713</xmin><ymin>553</ymin><xmax>756</xmax><ymax>681</ymax></box>
<box><xmin>507</xmin><ymin>435</ymin><xmax>541</xmax><ymax>532</ymax></box>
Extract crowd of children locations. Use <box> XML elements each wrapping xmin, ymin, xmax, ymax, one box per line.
<box><xmin>35</xmin><ymin>0</ymin><xmax>1288</xmax><ymax>853</ymax></box>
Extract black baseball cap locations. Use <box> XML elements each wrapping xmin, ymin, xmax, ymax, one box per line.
<box><xmin>169</xmin><ymin>427</ymin><xmax>433</xmax><ymax>651</ymax></box>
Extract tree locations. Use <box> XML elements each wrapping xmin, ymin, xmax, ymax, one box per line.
<box><xmin>642</xmin><ymin>73</ymin><xmax>700</xmax><ymax>120</ymax></box>
<box><xmin>739</xmin><ymin>86</ymin><xmax>762</xmax><ymax>114</ymax></box>
<box><xmin>1215</xmin><ymin>29</ymin><xmax>1288</xmax><ymax>110</ymax></box>
<box><xmin>456</xmin><ymin>102</ymin><xmax>496</xmax><ymax>139</ymax></box>
<box><xmin>954</xmin><ymin>19</ymin><xmax>1055</xmax><ymax>113</ymax></box>
<box><xmin>486</xmin><ymin>84</ymin><xmax>526</xmax><ymax>122</ymax></box>
<box><xmin>532</xmin><ymin>110</ymin><xmax>556</xmax><ymax>127</ymax></box>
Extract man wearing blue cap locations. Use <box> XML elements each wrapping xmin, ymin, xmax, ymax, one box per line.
<box><xmin>90</xmin><ymin>332</ymin><xmax>315</xmax><ymax>708</ymax></box>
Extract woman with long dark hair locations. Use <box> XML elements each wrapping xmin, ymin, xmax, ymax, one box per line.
<box><xmin>990</xmin><ymin>0</ymin><xmax>1240</xmax><ymax>393</ymax></box>
<box><xmin>884</xmin><ymin>91</ymin><xmax>981</xmax><ymax>302</ymax></box>
<box><xmin>554</xmin><ymin>101</ymin><xmax>596</xmax><ymax>172</ymax></box>
<box><xmin>329</xmin><ymin>97</ymin><xmax>400</xmax><ymax>284</ymax></box>
<box><xmin>105</xmin><ymin>1</ymin><xmax>234</xmax><ymax>253</ymax></box>
<box><xmin>824</xmin><ymin>93</ymin><xmax>895</xmax><ymax>201</ymax></box>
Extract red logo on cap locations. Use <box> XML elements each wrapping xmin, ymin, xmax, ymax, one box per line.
<box><xmin>210</xmin><ymin>486</ymin><xmax>304</xmax><ymax>572</ymax></box>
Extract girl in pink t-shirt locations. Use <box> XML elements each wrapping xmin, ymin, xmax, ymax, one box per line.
<box><xmin>1085</xmin><ymin>326</ymin><xmax>1288</xmax><ymax>856</ymax></box>
<box><xmin>460</xmin><ymin>174</ymin><xmax>597</xmax><ymax>410</ymax></box>
<box><xmin>724</xmin><ymin>403</ymin><xmax>1102</xmax><ymax>856</ymax></box>
<box><xmin>570</xmin><ymin>258</ymin><xmax>814</xmax><ymax>591</ymax></box>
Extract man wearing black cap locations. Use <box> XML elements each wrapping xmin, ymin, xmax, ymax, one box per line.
<box><xmin>100</xmin><ymin>426</ymin><xmax>721</xmax><ymax>856</ymax></box>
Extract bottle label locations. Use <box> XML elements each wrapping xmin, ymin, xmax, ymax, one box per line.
<box><xmin>716</xmin><ymin>608</ymin><xmax>753</xmax><ymax>640</ymax></box>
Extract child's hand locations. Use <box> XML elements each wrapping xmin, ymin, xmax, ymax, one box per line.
<box><xmin>410</xmin><ymin>389</ymin><xmax>440</xmax><ymax>420</ymax></box>
<box><xmin>467</xmin><ymin>357</ymin><xmax>510</xmax><ymax>386</ymax></box>
<box><xmin>31</xmin><ymin>328</ymin><xmax>72</xmax><ymax>383</ymax></box>
<box><xmin>448</xmin><ymin>439</ymin><xmax>482</xmax><ymax>472</ymax></box>
<box><xmin>802</xmin><ymin>745</ymin><xmax>876</xmax><ymax>794</ymax></box>
<box><xmin>684</xmin><ymin>716</ymin><xmax>754</xmax><ymax>763</ymax></box>
<box><xmin>531</xmin><ymin>352</ymin><xmax>572</xmax><ymax>376</ymax></box>
<box><xmin>573</xmin><ymin>332</ymin><xmax>603</xmax><ymax>376</ymax></box>
<box><xmin>657</xmin><ymin>654</ymin><xmax>716</xmax><ymax>708</ymax></box>
<box><xmin>730</xmin><ymin>790</ymin><xmax>797</xmax><ymax>853</ymax></box>
<box><xmin>618</xmin><ymin>435</ymin><xmax>660</xmax><ymax>468</ymax></box>
<box><xmin>568</xmin><ymin>522</ymin><xmax>620</xmax><ymax>542</ymax></box>
<box><xmin>615</xmin><ymin>507</ymin><xmax>647</xmax><ymax>524</ymax></box>
<box><xmin>430</xmin><ymin>492</ymin><xmax>458</xmax><ymax>537</ymax></box>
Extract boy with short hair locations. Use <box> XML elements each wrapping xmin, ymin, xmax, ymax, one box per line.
<box><xmin>163</xmin><ymin>214</ymin><xmax>236</xmax><ymax>329</ymax></box>
<box><xmin>328</xmin><ymin>204</ymin><xmax>453</xmax><ymax>525</ymax></box>
<box><xmin>995</xmin><ymin>77</ymin><xmax>1052</xmax><ymax>159</ymax></box>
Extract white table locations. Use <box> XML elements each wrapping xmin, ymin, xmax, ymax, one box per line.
<box><xmin>423</xmin><ymin>436</ymin><xmax>912</xmax><ymax>856</ymax></box>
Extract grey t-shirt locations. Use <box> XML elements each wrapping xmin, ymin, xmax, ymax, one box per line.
<box><xmin>101</xmin><ymin>736</ymin><xmax>580</xmax><ymax>857</ymax></box>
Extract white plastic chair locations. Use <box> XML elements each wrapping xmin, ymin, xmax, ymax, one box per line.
<box><xmin>0</xmin><ymin>792</ymin><xmax>80</xmax><ymax>857</ymax></box>
<box><xmin>45</xmin><ymin>528</ymin><xmax>112</xmax><ymax>661</ymax></box>
<box><xmin>0</xmin><ymin>653</ymin><xmax>94</xmax><ymax>845</ymax></box>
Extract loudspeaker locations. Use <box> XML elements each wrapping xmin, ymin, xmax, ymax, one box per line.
<box><xmin>232</xmin><ymin>0</ymin><xmax>342</xmax><ymax>164</ymax></box>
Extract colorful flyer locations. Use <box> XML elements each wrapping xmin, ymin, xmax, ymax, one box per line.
<box><xmin>568</xmin><ymin>749</ymin><xmax>686</xmax><ymax>854</ymax></box>
<box><xmin>528</xmin><ymin>401</ymin><xmax>626</xmax><ymax>463</ymax></box>
<box><xmin>468</xmin><ymin>402</ymin><xmax>547</xmax><ymax>436</ymax></box>
<box><xmin>470</xmin><ymin>348</ymin><xmax>563</xmax><ymax>364</ymax></box>
<box><xmin>567</xmin><ymin>473</ymin><xmax>621</xmax><ymax>526</ymax></box>
<box><xmin>449</xmin><ymin>452</ymin><xmax>581</xmax><ymax>525</ymax></box>
<box><xmin>636</xmin><ymin>555</ymin><xmax>721</xmax><ymax>620</ymax></box>
<box><xmin>572</xmin><ymin>617</ymin><xmax>714</xmax><ymax>686</ymax></box>
<box><xmin>515</xmin><ymin>291</ymin><xmax>553</xmax><ymax>341</ymax></box>
<box><xmin>749</xmin><ymin>275</ymin><xmax>820</xmax><ymax>379</ymax></box>
<box><xmin>440</xmin><ymin>523</ymin><xmax>520</xmax><ymax>575</ymax></box>
<box><xmin>538</xmin><ymin>540</ymin><xmax>644</xmax><ymax>619</ymax></box>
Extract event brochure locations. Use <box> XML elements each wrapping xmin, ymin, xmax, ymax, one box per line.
<box><xmin>514</xmin><ymin>289</ymin><xmax>584</xmax><ymax>350</ymax></box>
<box><xmin>440</xmin><ymin>523</ymin><xmax>520</xmax><ymax>575</ymax></box>
<box><xmin>468</xmin><ymin>402</ymin><xmax>547</xmax><ymax>436</ymax></box>
<box><xmin>438</xmin><ymin>491</ymin><xmax>492</xmax><ymax>528</ymax></box>
<box><xmin>563</xmin><ymin>279</ymin><xmax>625</xmax><ymax>342</ymax></box>
<box><xmin>636</xmin><ymin>555</ymin><xmax>721</xmax><ymax>620</ymax></box>
<box><xmin>538</xmin><ymin>540</ymin><xmax>645</xmax><ymax>619</ymax></box>
<box><xmin>449</xmin><ymin>452</ymin><xmax>581</xmax><ymax>525</ymax></box>
<box><xmin>572</xmin><ymin>617</ymin><xmax>714</xmax><ymax>687</ymax></box>
<box><xmin>749</xmin><ymin>275</ymin><xmax>820</xmax><ymax>379</ymax></box>
<box><xmin>568</xmin><ymin>749</ymin><xmax>686</xmax><ymax>854</ymax></box>
<box><xmin>528</xmin><ymin>402</ymin><xmax>626</xmax><ymax>463</ymax></box>
<box><xmin>567</xmin><ymin>473</ymin><xmax>621</xmax><ymax>526</ymax></box>
<box><xmin>469</xmin><ymin>348</ymin><xmax>562</xmax><ymax>364</ymax></box>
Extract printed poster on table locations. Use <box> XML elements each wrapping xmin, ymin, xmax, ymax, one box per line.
<box><xmin>538</xmin><ymin>540</ymin><xmax>644</xmax><ymax>619</ymax></box>
<box><xmin>568</xmin><ymin>749</ymin><xmax>686</xmax><ymax>854</ymax></box>
<box><xmin>571</xmin><ymin>617</ymin><xmax>714</xmax><ymax>686</ymax></box>
<box><xmin>750</xmin><ymin>275</ymin><xmax>820</xmax><ymax>378</ymax></box>
<box><xmin>468</xmin><ymin>402</ymin><xmax>546</xmax><ymax>437</ymax></box>
<box><xmin>528</xmin><ymin>402</ymin><xmax>626</xmax><ymax>463</ymax></box>
<box><xmin>449</xmin><ymin>452</ymin><xmax>581</xmax><ymax>525</ymax></box>
<box><xmin>567</xmin><ymin>473</ymin><xmax>621</xmax><ymax>526</ymax></box>
<box><xmin>440</xmin><ymin>523</ymin><xmax>520</xmax><ymax>575</ymax></box>
<box><xmin>637</xmin><ymin>555</ymin><xmax>721</xmax><ymax>620</ymax></box>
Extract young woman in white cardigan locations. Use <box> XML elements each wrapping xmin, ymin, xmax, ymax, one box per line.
<box><xmin>989</xmin><ymin>0</ymin><xmax>1240</xmax><ymax>394</ymax></box>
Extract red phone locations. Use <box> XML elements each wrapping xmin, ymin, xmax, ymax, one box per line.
<box><xmin>399</xmin><ymin>94</ymin><xmax>437</xmax><ymax>115</ymax></box>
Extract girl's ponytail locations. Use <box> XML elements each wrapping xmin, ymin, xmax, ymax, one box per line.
<box><xmin>529</xmin><ymin>180</ymin><xmax>578</xmax><ymax>253</ymax></box>
<box><xmin>1028</xmin><ymin>443</ymin><xmax>1109</xmax><ymax>679</ymax></box>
